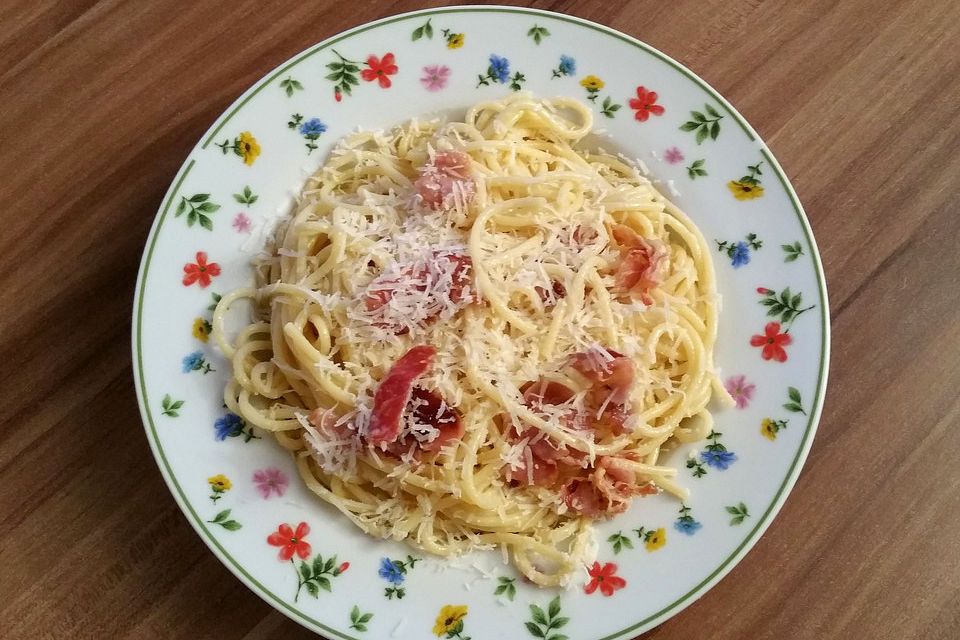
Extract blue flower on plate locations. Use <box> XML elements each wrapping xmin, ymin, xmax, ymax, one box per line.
<box><xmin>559</xmin><ymin>55</ymin><xmax>576</xmax><ymax>75</ymax></box>
<box><xmin>701</xmin><ymin>449</ymin><xmax>737</xmax><ymax>470</ymax></box>
<box><xmin>182</xmin><ymin>351</ymin><xmax>203</xmax><ymax>373</ymax></box>
<box><xmin>489</xmin><ymin>55</ymin><xmax>510</xmax><ymax>83</ymax></box>
<box><xmin>214</xmin><ymin>412</ymin><xmax>244</xmax><ymax>441</ymax></box>
<box><xmin>299</xmin><ymin>118</ymin><xmax>327</xmax><ymax>137</ymax></box>
<box><xmin>674</xmin><ymin>518</ymin><xmax>702</xmax><ymax>535</ymax></box>
<box><xmin>730</xmin><ymin>241</ymin><xmax>750</xmax><ymax>268</ymax></box>
<box><xmin>378</xmin><ymin>557</ymin><xmax>404</xmax><ymax>584</ymax></box>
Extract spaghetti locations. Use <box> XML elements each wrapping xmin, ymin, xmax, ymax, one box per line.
<box><xmin>212</xmin><ymin>93</ymin><xmax>728</xmax><ymax>586</ymax></box>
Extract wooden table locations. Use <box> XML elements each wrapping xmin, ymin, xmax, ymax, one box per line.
<box><xmin>1</xmin><ymin>1</ymin><xmax>957</xmax><ymax>638</ymax></box>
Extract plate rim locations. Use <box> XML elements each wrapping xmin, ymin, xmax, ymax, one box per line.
<box><xmin>131</xmin><ymin>5</ymin><xmax>831</xmax><ymax>638</ymax></box>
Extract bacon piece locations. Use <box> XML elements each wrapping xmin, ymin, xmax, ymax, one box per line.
<box><xmin>568</xmin><ymin>347</ymin><xmax>635</xmax><ymax>435</ymax></box>
<box><xmin>535</xmin><ymin>280</ymin><xmax>567</xmax><ymax>307</ymax></box>
<box><xmin>367</xmin><ymin>346</ymin><xmax>436</xmax><ymax>444</ymax></box>
<box><xmin>410</xmin><ymin>387</ymin><xmax>464</xmax><ymax>452</ymax></box>
<box><xmin>572</xmin><ymin>225</ymin><xmax>598</xmax><ymax>246</ymax></box>
<box><xmin>561</xmin><ymin>454</ymin><xmax>652</xmax><ymax>516</ymax></box>
<box><xmin>569</xmin><ymin>349</ymin><xmax>634</xmax><ymax>405</ymax></box>
<box><xmin>307</xmin><ymin>407</ymin><xmax>354</xmax><ymax>441</ymax></box>
<box><xmin>414</xmin><ymin>150</ymin><xmax>475</xmax><ymax>209</ymax></box>
<box><xmin>504</xmin><ymin>380</ymin><xmax>587</xmax><ymax>485</ymax></box>
<box><xmin>560</xmin><ymin>477</ymin><xmax>603</xmax><ymax>515</ymax></box>
<box><xmin>506</xmin><ymin>454</ymin><xmax>559</xmax><ymax>487</ymax></box>
<box><xmin>611</xmin><ymin>224</ymin><xmax>664</xmax><ymax>304</ymax></box>
<box><xmin>362</xmin><ymin>252</ymin><xmax>476</xmax><ymax>332</ymax></box>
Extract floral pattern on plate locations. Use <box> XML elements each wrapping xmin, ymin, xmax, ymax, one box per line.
<box><xmin>133</xmin><ymin>7</ymin><xmax>828</xmax><ymax>639</ymax></box>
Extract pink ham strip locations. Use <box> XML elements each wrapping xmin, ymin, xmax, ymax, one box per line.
<box><xmin>367</xmin><ymin>346</ymin><xmax>436</xmax><ymax>444</ymax></box>
<box><xmin>414</xmin><ymin>150</ymin><xmax>476</xmax><ymax>209</ymax></box>
<box><xmin>611</xmin><ymin>224</ymin><xmax>664</xmax><ymax>305</ymax></box>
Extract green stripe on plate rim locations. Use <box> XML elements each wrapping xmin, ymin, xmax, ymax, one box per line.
<box><xmin>133</xmin><ymin>6</ymin><xmax>829</xmax><ymax>639</ymax></box>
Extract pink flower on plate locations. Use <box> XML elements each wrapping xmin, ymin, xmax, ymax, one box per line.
<box><xmin>253</xmin><ymin>467</ymin><xmax>288</xmax><ymax>499</ymax></box>
<box><xmin>725</xmin><ymin>374</ymin><xmax>756</xmax><ymax>409</ymax></box>
<box><xmin>420</xmin><ymin>64</ymin><xmax>450</xmax><ymax>91</ymax></box>
<box><xmin>233</xmin><ymin>212</ymin><xmax>252</xmax><ymax>233</ymax></box>
<box><xmin>664</xmin><ymin>147</ymin><xmax>684</xmax><ymax>164</ymax></box>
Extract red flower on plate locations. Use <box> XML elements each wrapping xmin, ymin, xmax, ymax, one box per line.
<box><xmin>750</xmin><ymin>321</ymin><xmax>793</xmax><ymax>362</ymax></box>
<box><xmin>584</xmin><ymin>561</ymin><xmax>626</xmax><ymax>596</ymax></box>
<box><xmin>361</xmin><ymin>53</ymin><xmax>398</xmax><ymax>88</ymax></box>
<box><xmin>267</xmin><ymin>522</ymin><xmax>312</xmax><ymax>561</ymax></box>
<box><xmin>628</xmin><ymin>86</ymin><xmax>665</xmax><ymax>122</ymax></box>
<box><xmin>182</xmin><ymin>251</ymin><xmax>221</xmax><ymax>288</ymax></box>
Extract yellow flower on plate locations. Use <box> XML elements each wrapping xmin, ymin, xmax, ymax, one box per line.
<box><xmin>728</xmin><ymin>180</ymin><xmax>764</xmax><ymax>200</ymax></box>
<box><xmin>645</xmin><ymin>527</ymin><xmax>666</xmax><ymax>551</ymax></box>
<box><xmin>433</xmin><ymin>604</ymin><xmax>468</xmax><ymax>637</ymax></box>
<box><xmin>239</xmin><ymin>131</ymin><xmax>261</xmax><ymax>166</ymax></box>
<box><xmin>761</xmin><ymin>418</ymin><xmax>777</xmax><ymax>440</ymax></box>
<box><xmin>208</xmin><ymin>474</ymin><xmax>232</xmax><ymax>491</ymax></box>
<box><xmin>447</xmin><ymin>33</ymin><xmax>465</xmax><ymax>49</ymax></box>
<box><xmin>580</xmin><ymin>75</ymin><xmax>605</xmax><ymax>90</ymax></box>
<box><xmin>192</xmin><ymin>317</ymin><xmax>211</xmax><ymax>342</ymax></box>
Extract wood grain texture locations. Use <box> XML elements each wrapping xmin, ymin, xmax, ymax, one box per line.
<box><xmin>0</xmin><ymin>0</ymin><xmax>957</xmax><ymax>638</ymax></box>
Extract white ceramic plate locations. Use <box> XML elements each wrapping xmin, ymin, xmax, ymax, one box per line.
<box><xmin>133</xmin><ymin>6</ymin><xmax>829</xmax><ymax>638</ymax></box>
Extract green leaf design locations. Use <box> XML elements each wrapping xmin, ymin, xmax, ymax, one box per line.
<box><xmin>233</xmin><ymin>185</ymin><xmax>258</xmax><ymax>205</ymax></box>
<box><xmin>526</xmin><ymin>622</ymin><xmax>546</xmax><ymax>638</ymax></box>
<box><xmin>725</xmin><ymin>502</ymin><xmax>750</xmax><ymax>525</ymax></box>
<box><xmin>349</xmin><ymin>604</ymin><xmax>372</xmax><ymax>631</ymax></box>
<box><xmin>681</xmin><ymin>104</ymin><xmax>723</xmax><ymax>143</ymax></box>
<box><xmin>607</xmin><ymin>531</ymin><xmax>633</xmax><ymax>553</ymax></box>
<box><xmin>161</xmin><ymin>394</ymin><xmax>184</xmax><ymax>417</ymax></box>
<box><xmin>412</xmin><ymin>19</ymin><xmax>433</xmax><ymax>40</ymax></box>
<box><xmin>758</xmin><ymin>287</ymin><xmax>815</xmax><ymax>329</ymax></box>
<box><xmin>528</xmin><ymin>25</ymin><xmax>551</xmax><ymax>44</ymax></box>
<box><xmin>305</xmin><ymin>581</ymin><xmax>320</xmax><ymax>598</ymax></box>
<box><xmin>207</xmin><ymin>510</ymin><xmax>241</xmax><ymax>530</ymax></box>
<box><xmin>316</xmin><ymin>575</ymin><xmax>332</xmax><ymax>591</ymax></box>
<box><xmin>782</xmin><ymin>241</ymin><xmax>804</xmax><ymax>262</ymax></box>
<box><xmin>600</xmin><ymin>96</ymin><xmax>622</xmax><ymax>118</ymax></box>
<box><xmin>326</xmin><ymin>50</ymin><xmax>362</xmax><ymax>99</ymax></box>
<box><xmin>547</xmin><ymin>596</ymin><xmax>561</xmax><ymax>619</ymax></box>
<box><xmin>178</xmin><ymin>194</ymin><xmax>220</xmax><ymax>230</ymax></box>
<box><xmin>530</xmin><ymin>605</ymin><xmax>547</xmax><ymax>626</ymax></box>
<box><xmin>784</xmin><ymin>386</ymin><xmax>806</xmax><ymax>414</ymax></box>
<box><xmin>279</xmin><ymin>76</ymin><xmax>304</xmax><ymax>97</ymax></box>
<box><xmin>299</xmin><ymin>562</ymin><xmax>313</xmax><ymax>581</ymax></box>
<box><xmin>687</xmin><ymin>158</ymin><xmax>708</xmax><ymax>179</ymax></box>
